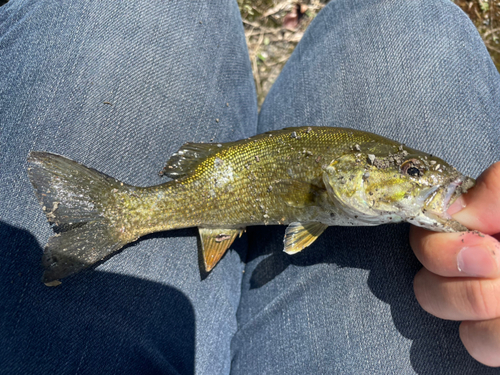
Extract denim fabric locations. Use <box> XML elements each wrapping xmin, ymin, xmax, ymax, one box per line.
<box><xmin>232</xmin><ymin>1</ymin><xmax>500</xmax><ymax>374</ymax></box>
<box><xmin>1</xmin><ymin>0</ymin><xmax>499</xmax><ymax>374</ymax></box>
<box><xmin>1</xmin><ymin>1</ymin><xmax>256</xmax><ymax>374</ymax></box>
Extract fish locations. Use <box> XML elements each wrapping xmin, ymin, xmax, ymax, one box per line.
<box><xmin>27</xmin><ymin>126</ymin><xmax>475</xmax><ymax>286</ymax></box>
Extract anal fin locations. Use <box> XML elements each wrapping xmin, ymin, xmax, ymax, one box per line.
<box><xmin>283</xmin><ymin>222</ymin><xmax>328</xmax><ymax>255</ymax></box>
<box><xmin>198</xmin><ymin>228</ymin><xmax>244</xmax><ymax>271</ymax></box>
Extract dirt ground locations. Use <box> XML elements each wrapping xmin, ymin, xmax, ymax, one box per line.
<box><xmin>239</xmin><ymin>0</ymin><xmax>500</xmax><ymax>107</ymax></box>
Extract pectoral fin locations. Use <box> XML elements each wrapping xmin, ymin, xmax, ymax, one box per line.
<box><xmin>283</xmin><ymin>222</ymin><xmax>328</xmax><ymax>255</ymax></box>
<box><xmin>198</xmin><ymin>228</ymin><xmax>244</xmax><ymax>271</ymax></box>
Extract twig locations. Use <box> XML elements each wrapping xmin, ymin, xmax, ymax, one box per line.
<box><xmin>262</xmin><ymin>3</ymin><xmax>289</xmax><ymax>18</ymax></box>
<box><xmin>483</xmin><ymin>27</ymin><xmax>500</xmax><ymax>38</ymax></box>
<box><xmin>246</xmin><ymin>28</ymin><xmax>282</xmax><ymax>37</ymax></box>
<box><xmin>251</xmin><ymin>31</ymin><xmax>265</xmax><ymax>98</ymax></box>
<box><xmin>485</xmin><ymin>43</ymin><xmax>500</xmax><ymax>54</ymax></box>
<box><xmin>243</xmin><ymin>19</ymin><xmax>263</xmax><ymax>28</ymax></box>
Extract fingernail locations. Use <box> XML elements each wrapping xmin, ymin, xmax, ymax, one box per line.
<box><xmin>448</xmin><ymin>196</ymin><xmax>466</xmax><ymax>216</ymax></box>
<box><xmin>457</xmin><ymin>246</ymin><xmax>498</xmax><ymax>277</ymax></box>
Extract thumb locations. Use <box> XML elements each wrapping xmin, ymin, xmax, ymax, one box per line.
<box><xmin>448</xmin><ymin>162</ymin><xmax>500</xmax><ymax>235</ymax></box>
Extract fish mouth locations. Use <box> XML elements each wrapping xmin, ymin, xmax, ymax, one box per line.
<box><xmin>421</xmin><ymin>174</ymin><xmax>475</xmax><ymax>220</ymax></box>
<box><xmin>441</xmin><ymin>175</ymin><xmax>476</xmax><ymax>216</ymax></box>
<box><xmin>415</xmin><ymin>175</ymin><xmax>475</xmax><ymax>233</ymax></box>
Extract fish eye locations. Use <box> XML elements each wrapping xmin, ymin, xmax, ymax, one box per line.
<box><xmin>406</xmin><ymin>167</ymin><xmax>420</xmax><ymax>177</ymax></box>
<box><xmin>401</xmin><ymin>159</ymin><xmax>424</xmax><ymax>177</ymax></box>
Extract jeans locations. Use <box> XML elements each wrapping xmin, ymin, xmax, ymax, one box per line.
<box><xmin>1</xmin><ymin>0</ymin><xmax>498</xmax><ymax>374</ymax></box>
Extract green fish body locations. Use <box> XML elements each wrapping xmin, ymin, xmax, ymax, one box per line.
<box><xmin>27</xmin><ymin>127</ymin><xmax>475</xmax><ymax>285</ymax></box>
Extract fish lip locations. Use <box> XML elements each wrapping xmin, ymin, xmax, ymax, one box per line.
<box><xmin>442</xmin><ymin>176</ymin><xmax>467</xmax><ymax>215</ymax></box>
<box><xmin>417</xmin><ymin>174</ymin><xmax>474</xmax><ymax>231</ymax></box>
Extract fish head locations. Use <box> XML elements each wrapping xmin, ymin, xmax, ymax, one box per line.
<box><xmin>322</xmin><ymin>148</ymin><xmax>475</xmax><ymax>232</ymax></box>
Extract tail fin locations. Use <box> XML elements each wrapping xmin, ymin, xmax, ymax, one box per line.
<box><xmin>27</xmin><ymin>152</ymin><xmax>127</xmax><ymax>285</ymax></box>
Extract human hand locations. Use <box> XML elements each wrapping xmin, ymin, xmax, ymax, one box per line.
<box><xmin>410</xmin><ymin>162</ymin><xmax>500</xmax><ymax>367</ymax></box>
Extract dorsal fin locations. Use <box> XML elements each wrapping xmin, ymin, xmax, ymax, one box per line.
<box><xmin>160</xmin><ymin>143</ymin><xmax>223</xmax><ymax>179</ymax></box>
<box><xmin>198</xmin><ymin>227</ymin><xmax>244</xmax><ymax>271</ymax></box>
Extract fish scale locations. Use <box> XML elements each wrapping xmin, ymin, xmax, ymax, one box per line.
<box><xmin>27</xmin><ymin>126</ymin><xmax>475</xmax><ymax>285</ymax></box>
<box><xmin>155</xmin><ymin>127</ymin><xmax>385</xmax><ymax>227</ymax></box>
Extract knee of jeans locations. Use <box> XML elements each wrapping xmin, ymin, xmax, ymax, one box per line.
<box><xmin>257</xmin><ymin>0</ymin><xmax>495</xmax><ymax>134</ymax></box>
<box><xmin>312</xmin><ymin>0</ymin><xmax>479</xmax><ymax>44</ymax></box>
<box><xmin>296</xmin><ymin>0</ymin><xmax>488</xmax><ymax>76</ymax></box>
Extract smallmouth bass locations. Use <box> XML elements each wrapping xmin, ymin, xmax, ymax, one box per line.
<box><xmin>27</xmin><ymin>127</ymin><xmax>475</xmax><ymax>285</ymax></box>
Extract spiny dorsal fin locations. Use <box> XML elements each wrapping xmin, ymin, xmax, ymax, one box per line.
<box><xmin>198</xmin><ymin>228</ymin><xmax>244</xmax><ymax>271</ymax></box>
<box><xmin>160</xmin><ymin>143</ymin><xmax>223</xmax><ymax>179</ymax></box>
<box><xmin>283</xmin><ymin>222</ymin><xmax>328</xmax><ymax>255</ymax></box>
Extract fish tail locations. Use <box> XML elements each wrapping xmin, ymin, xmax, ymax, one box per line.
<box><xmin>27</xmin><ymin>152</ymin><xmax>127</xmax><ymax>285</ymax></box>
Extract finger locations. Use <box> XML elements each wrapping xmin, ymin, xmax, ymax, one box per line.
<box><xmin>414</xmin><ymin>268</ymin><xmax>500</xmax><ymax>321</ymax></box>
<box><xmin>409</xmin><ymin>227</ymin><xmax>500</xmax><ymax>278</ymax></box>
<box><xmin>460</xmin><ymin>318</ymin><xmax>500</xmax><ymax>367</ymax></box>
<box><xmin>448</xmin><ymin>161</ymin><xmax>500</xmax><ymax>235</ymax></box>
